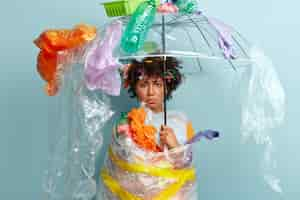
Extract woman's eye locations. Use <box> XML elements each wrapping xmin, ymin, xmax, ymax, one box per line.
<box><xmin>139</xmin><ymin>83</ymin><xmax>147</xmax><ymax>88</ymax></box>
<box><xmin>155</xmin><ymin>82</ymin><xmax>162</xmax><ymax>87</ymax></box>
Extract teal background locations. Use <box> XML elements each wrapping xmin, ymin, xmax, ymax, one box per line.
<box><xmin>0</xmin><ymin>0</ymin><xmax>299</xmax><ymax>199</ymax></box>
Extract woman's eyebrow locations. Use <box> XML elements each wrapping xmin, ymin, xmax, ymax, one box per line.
<box><xmin>152</xmin><ymin>79</ymin><xmax>162</xmax><ymax>83</ymax></box>
<box><xmin>139</xmin><ymin>79</ymin><xmax>148</xmax><ymax>84</ymax></box>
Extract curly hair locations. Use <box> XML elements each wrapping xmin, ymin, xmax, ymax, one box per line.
<box><xmin>124</xmin><ymin>56</ymin><xmax>184</xmax><ymax>100</ymax></box>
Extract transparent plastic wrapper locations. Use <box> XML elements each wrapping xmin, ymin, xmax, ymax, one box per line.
<box><xmin>97</xmin><ymin>110</ymin><xmax>199</xmax><ymax>200</ymax></box>
<box><xmin>34</xmin><ymin>24</ymin><xmax>97</xmax><ymax>96</ymax></box>
<box><xmin>240</xmin><ymin>46</ymin><xmax>286</xmax><ymax>193</ymax></box>
<box><xmin>84</xmin><ymin>21</ymin><xmax>123</xmax><ymax>95</ymax></box>
<box><xmin>43</xmin><ymin>35</ymin><xmax>115</xmax><ymax>200</ymax></box>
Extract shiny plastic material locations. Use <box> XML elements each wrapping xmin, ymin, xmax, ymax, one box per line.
<box><xmin>34</xmin><ymin>24</ymin><xmax>97</xmax><ymax>96</ymax></box>
<box><xmin>120</xmin><ymin>0</ymin><xmax>157</xmax><ymax>54</ymax></box>
<box><xmin>84</xmin><ymin>21</ymin><xmax>123</xmax><ymax>95</ymax></box>
<box><xmin>43</xmin><ymin>41</ymin><xmax>115</xmax><ymax>200</ymax></box>
<box><xmin>175</xmin><ymin>0</ymin><xmax>199</xmax><ymax>14</ymax></box>
<box><xmin>97</xmin><ymin>107</ymin><xmax>198</xmax><ymax>200</ymax></box>
<box><xmin>116</xmin><ymin>13</ymin><xmax>252</xmax><ymax>72</ymax></box>
<box><xmin>240</xmin><ymin>46</ymin><xmax>285</xmax><ymax>193</ymax></box>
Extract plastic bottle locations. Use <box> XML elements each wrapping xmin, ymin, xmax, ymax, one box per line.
<box><xmin>121</xmin><ymin>0</ymin><xmax>157</xmax><ymax>54</ymax></box>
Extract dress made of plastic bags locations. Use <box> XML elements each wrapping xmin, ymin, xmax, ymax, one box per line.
<box><xmin>97</xmin><ymin>107</ymin><xmax>200</xmax><ymax>200</ymax></box>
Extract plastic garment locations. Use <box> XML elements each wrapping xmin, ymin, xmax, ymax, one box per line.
<box><xmin>97</xmin><ymin>107</ymin><xmax>199</xmax><ymax>200</ymax></box>
<box><xmin>98</xmin><ymin>142</ymin><xmax>198</xmax><ymax>200</ymax></box>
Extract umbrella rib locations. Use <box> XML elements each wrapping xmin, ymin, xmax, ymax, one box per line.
<box><xmin>117</xmin><ymin>52</ymin><xmax>252</xmax><ymax>62</ymax></box>
<box><xmin>157</xmin><ymin>13</ymin><xmax>205</xmax><ymax>26</ymax></box>
<box><xmin>227</xmin><ymin>58</ymin><xmax>237</xmax><ymax>71</ymax></box>
<box><xmin>200</xmin><ymin>16</ymin><xmax>245</xmax><ymax>71</ymax></box>
<box><xmin>232</xmin><ymin>35</ymin><xmax>250</xmax><ymax>58</ymax></box>
<box><xmin>181</xmin><ymin>26</ymin><xmax>204</xmax><ymax>71</ymax></box>
<box><xmin>233</xmin><ymin>28</ymin><xmax>252</xmax><ymax>47</ymax></box>
<box><xmin>153</xmin><ymin>15</ymin><xmax>191</xmax><ymax>35</ymax></box>
<box><xmin>201</xmin><ymin>14</ymin><xmax>250</xmax><ymax>59</ymax></box>
<box><xmin>197</xmin><ymin>22</ymin><xmax>238</xmax><ymax>71</ymax></box>
<box><xmin>188</xmin><ymin>16</ymin><xmax>215</xmax><ymax>56</ymax></box>
<box><xmin>166</xmin><ymin>14</ymin><xmax>184</xmax><ymax>25</ymax></box>
<box><xmin>167</xmin><ymin>19</ymin><xmax>207</xmax><ymax>26</ymax></box>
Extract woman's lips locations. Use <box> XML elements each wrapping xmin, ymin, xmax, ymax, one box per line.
<box><xmin>146</xmin><ymin>99</ymin><xmax>157</xmax><ymax>104</ymax></box>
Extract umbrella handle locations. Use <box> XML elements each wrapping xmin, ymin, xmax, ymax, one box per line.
<box><xmin>161</xmin><ymin>15</ymin><xmax>168</xmax><ymax>125</ymax></box>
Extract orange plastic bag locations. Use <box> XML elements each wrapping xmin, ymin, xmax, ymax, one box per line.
<box><xmin>34</xmin><ymin>24</ymin><xmax>97</xmax><ymax>96</ymax></box>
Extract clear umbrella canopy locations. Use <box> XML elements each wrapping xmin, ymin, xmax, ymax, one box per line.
<box><xmin>113</xmin><ymin>13</ymin><xmax>252</xmax><ymax>72</ymax></box>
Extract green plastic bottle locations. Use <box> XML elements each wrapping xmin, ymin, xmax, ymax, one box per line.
<box><xmin>175</xmin><ymin>0</ymin><xmax>198</xmax><ymax>14</ymax></box>
<box><xmin>121</xmin><ymin>0</ymin><xmax>157</xmax><ymax>54</ymax></box>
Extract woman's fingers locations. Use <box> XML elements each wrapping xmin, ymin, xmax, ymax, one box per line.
<box><xmin>161</xmin><ymin>125</ymin><xmax>172</xmax><ymax>134</ymax></box>
<box><xmin>160</xmin><ymin>129</ymin><xmax>167</xmax><ymax>144</ymax></box>
<box><xmin>160</xmin><ymin>125</ymin><xmax>176</xmax><ymax>148</ymax></box>
<box><xmin>160</xmin><ymin>131</ymin><xmax>166</xmax><ymax>140</ymax></box>
<box><xmin>160</xmin><ymin>125</ymin><xmax>179</xmax><ymax>149</ymax></box>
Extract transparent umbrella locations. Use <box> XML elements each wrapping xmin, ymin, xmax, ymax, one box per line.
<box><xmin>115</xmin><ymin>13</ymin><xmax>252</xmax><ymax>71</ymax></box>
<box><xmin>106</xmin><ymin>12</ymin><xmax>254</xmax><ymax>125</ymax></box>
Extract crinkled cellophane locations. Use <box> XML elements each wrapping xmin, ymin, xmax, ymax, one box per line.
<box><xmin>97</xmin><ymin>128</ymin><xmax>198</xmax><ymax>200</ymax></box>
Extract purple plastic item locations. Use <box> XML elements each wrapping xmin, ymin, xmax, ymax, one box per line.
<box><xmin>185</xmin><ymin>129</ymin><xmax>219</xmax><ymax>145</ymax></box>
<box><xmin>208</xmin><ymin>17</ymin><xmax>236</xmax><ymax>59</ymax></box>
<box><xmin>84</xmin><ymin>21</ymin><xmax>123</xmax><ymax>96</ymax></box>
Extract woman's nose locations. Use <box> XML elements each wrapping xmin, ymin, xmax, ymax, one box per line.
<box><xmin>147</xmin><ymin>84</ymin><xmax>155</xmax><ymax>96</ymax></box>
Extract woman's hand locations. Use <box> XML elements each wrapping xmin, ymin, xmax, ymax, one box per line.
<box><xmin>159</xmin><ymin>125</ymin><xmax>180</xmax><ymax>149</ymax></box>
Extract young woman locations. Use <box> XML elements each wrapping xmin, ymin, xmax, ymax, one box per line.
<box><xmin>97</xmin><ymin>56</ymin><xmax>198</xmax><ymax>200</ymax></box>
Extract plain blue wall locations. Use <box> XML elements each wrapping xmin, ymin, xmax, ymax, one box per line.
<box><xmin>0</xmin><ymin>0</ymin><xmax>299</xmax><ymax>199</ymax></box>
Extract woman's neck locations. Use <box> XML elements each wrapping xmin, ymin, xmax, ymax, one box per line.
<box><xmin>149</xmin><ymin>105</ymin><xmax>163</xmax><ymax>114</ymax></box>
<box><xmin>143</xmin><ymin>104</ymin><xmax>163</xmax><ymax>114</ymax></box>
<box><xmin>152</xmin><ymin>108</ymin><xmax>162</xmax><ymax>114</ymax></box>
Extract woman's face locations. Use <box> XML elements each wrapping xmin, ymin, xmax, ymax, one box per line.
<box><xmin>135</xmin><ymin>76</ymin><xmax>164</xmax><ymax>113</ymax></box>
